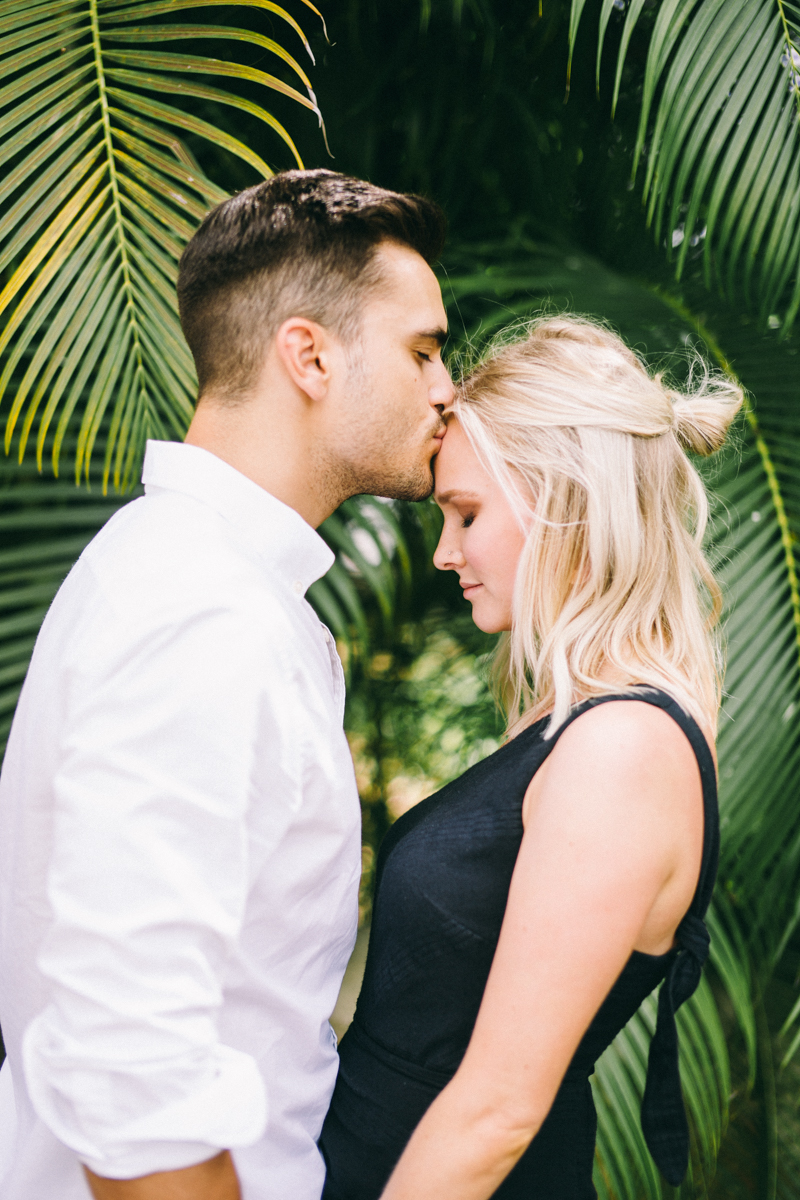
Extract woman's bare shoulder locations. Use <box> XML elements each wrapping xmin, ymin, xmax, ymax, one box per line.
<box><xmin>553</xmin><ymin>696</ymin><xmax>710</xmax><ymax>774</ymax></box>
<box><xmin>523</xmin><ymin>697</ymin><xmax>708</xmax><ymax>830</ymax></box>
<box><xmin>521</xmin><ymin>698</ymin><xmax>706</xmax><ymax>953</ymax></box>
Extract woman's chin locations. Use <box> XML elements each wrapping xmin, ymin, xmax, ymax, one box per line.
<box><xmin>467</xmin><ymin>602</ymin><xmax>512</xmax><ymax>635</ymax></box>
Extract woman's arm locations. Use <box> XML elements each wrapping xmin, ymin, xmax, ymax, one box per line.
<box><xmin>380</xmin><ymin>700</ymin><xmax>705</xmax><ymax>1200</ymax></box>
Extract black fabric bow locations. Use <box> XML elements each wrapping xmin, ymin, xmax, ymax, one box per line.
<box><xmin>640</xmin><ymin>912</ymin><xmax>711</xmax><ymax>1185</ymax></box>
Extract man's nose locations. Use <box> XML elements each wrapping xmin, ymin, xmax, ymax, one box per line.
<box><xmin>429</xmin><ymin>360</ymin><xmax>455</xmax><ymax>412</ymax></box>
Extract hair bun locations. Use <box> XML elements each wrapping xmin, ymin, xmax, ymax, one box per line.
<box><xmin>666</xmin><ymin>375</ymin><xmax>743</xmax><ymax>458</ymax></box>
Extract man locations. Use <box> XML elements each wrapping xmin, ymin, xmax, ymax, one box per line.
<box><xmin>0</xmin><ymin>170</ymin><xmax>453</xmax><ymax>1200</ymax></box>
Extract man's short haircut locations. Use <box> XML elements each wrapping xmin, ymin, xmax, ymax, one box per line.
<box><xmin>177</xmin><ymin>169</ymin><xmax>447</xmax><ymax>402</ymax></box>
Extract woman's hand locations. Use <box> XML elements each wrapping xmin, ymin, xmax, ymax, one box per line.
<box><xmin>84</xmin><ymin>1151</ymin><xmax>241</xmax><ymax>1200</ymax></box>
<box><xmin>380</xmin><ymin>700</ymin><xmax>706</xmax><ymax>1200</ymax></box>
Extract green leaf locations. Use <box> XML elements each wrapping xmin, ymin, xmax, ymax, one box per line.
<box><xmin>0</xmin><ymin>11</ymin><xmax>83</xmax><ymax>57</ymax></box>
<box><xmin>112</xmin><ymin>130</ymin><xmax>227</xmax><ymax>207</ymax></box>
<box><xmin>10</xmin><ymin>258</ymin><xmax>123</xmax><ymax>462</ymax></box>
<box><xmin>0</xmin><ymin>0</ymin><xmax>321</xmax><ymax>485</ymax></box>
<box><xmin>105</xmin><ymin>70</ymin><xmax>305</xmax><ymax>167</ymax></box>
<box><xmin>99</xmin><ymin>0</ymin><xmax>324</xmax><ymax>61</ymax></box>
<box><xmin>0</xmin><ymin>108</ymin><xmax>101</xmax><ymax>211</ymax></box>
<box><xmin>0</xmin><ymin>141</ymin><xmax>105</xmax><ymax>277</ymax></box>
<box><xmin>102</xmin><ymin>49</ymin><xmax>320</xmax><ymax>120</ymax></box>
<box><xmin>566</xmin><ymin>0</ymin><xmax>591</xmax><ymax>95</ymax></box>
<box><xmin>0</xmin><ymin>59</ymin><xmax>94</xmax><ymax>147</ymax></box>
<box><xmin>603</xmin><ymin>0</ymin><xmax>650</xmax><ymax>116</ymax></box>
<box><xmin>568</xmin><ymin>0</ymin><xmax>800</xmax><ymax>330</ymax></box>
<box><xmin>103</xmin><ymin>24</ymin><xmax>314</xmax><ymax>93</ymax></box>
<box><xmin>108</xmin><ymin>93</ymin><xmax>274</xmax><ymax>180</ymax></box>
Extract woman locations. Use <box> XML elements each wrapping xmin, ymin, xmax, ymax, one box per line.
<box><xmin>319</xmin><ymin>315</ymin><xmax>742</xmax><ymax>1199</ymax></box>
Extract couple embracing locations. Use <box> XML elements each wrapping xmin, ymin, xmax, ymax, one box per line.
<box><xmin>0</xmin><ymin>170</ymin><xmax>742</xmax><ymax>1200</ymax></box>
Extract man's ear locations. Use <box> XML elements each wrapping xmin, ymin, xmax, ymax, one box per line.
<box><xmin>274</xmin><ymin>317</ymin><xmax>339</xmax><ymax>402</ymax></box>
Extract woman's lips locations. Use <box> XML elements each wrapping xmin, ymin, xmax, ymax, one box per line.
<box><xmin>461</xmin><ymin>582</ymin><xmax>482</xmax><ymax>598</ymax></box>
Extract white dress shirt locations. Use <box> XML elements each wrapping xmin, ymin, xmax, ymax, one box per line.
<box><xmin>0</xmin><ymin>441</ymin><xmax>362</xmax><ymax>1199</ymax></box>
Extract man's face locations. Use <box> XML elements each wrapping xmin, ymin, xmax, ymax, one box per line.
<box><xmin>326</xmin><ymin>242</ymin><xmax>454</xmax><ymax>501</ymax></box>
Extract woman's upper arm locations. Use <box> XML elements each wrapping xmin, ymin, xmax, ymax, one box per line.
<box><xmin>451</xmin><ymin>700</ymin><xmax>704</xmax><ymax>1135</ymax></box>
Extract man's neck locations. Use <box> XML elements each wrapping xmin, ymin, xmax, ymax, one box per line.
<box><xmin>184</xmin><ymin>396</ymin><xmax>339</xmax><ymax>528</ymax></box>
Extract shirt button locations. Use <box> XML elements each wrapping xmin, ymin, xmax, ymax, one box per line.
<box><xmin>293</xmin><ymin>581</ymin><xmax>303</xmax><ymax>595</ymax></box>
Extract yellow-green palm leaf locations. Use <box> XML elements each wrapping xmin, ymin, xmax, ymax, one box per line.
<box><xmin>0</xmin><ymin>0</ymin><xmax>321</xmax><ymax>489</ymax></box>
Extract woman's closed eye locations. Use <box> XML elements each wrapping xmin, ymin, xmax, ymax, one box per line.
<box><xmin>461</xmin><ymin>512</ymin><xmax>475</xmax><ymax>529</ymax></box>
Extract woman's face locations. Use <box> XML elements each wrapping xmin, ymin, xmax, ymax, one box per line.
<box><xmin>433</xmin><ymin>420</ymin><xmax>528</xmax><ymax>633</ymax></box>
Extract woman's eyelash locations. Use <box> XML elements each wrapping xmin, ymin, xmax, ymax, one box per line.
<box><xmin>461</xmin><ymin>513</ymin><xmax>475</xmax><ymax>529</ymax></box>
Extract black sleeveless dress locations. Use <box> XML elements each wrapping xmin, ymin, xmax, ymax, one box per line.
<box><xmin>319</xmin><ymin>688</ymin><xmax>719</xmax><ymax>1199</ymax></box>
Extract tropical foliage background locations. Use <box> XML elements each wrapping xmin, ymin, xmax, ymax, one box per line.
<box><xmin>2</xmin><ymin>0</ymin><xmax>800</xmax><ymax>1196</ymax></box>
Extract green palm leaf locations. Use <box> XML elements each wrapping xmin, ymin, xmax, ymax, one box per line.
<box><xmin>569</xmin><ymin>0</ymin><xmax>800</xmax><ymax>332</ymax></box>
<box><xmin>0</xmin><ymin>0</ymin><xmax>321</xmax><ymax>488</ymax></box>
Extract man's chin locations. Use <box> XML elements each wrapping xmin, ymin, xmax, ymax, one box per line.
<box><xmin>381</xmin><ymin>478</ymin><xmax>434</xmax><ymax>503</ymax></box>
<box><xmin>358</xmin><ymin>464</ymin><xmax>435</xmax><ymax>503</ymax></box>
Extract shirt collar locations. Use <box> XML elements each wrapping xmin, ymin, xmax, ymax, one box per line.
<box><xmin>141</xmin><ymin>440</ymin><xmax>334</xmax><ymax>595</ymax></box>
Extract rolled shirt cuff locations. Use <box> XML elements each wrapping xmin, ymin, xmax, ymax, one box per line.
<box><xmin>22</xmin><ymin>1013</ymin><xmax>268</xmax><ymax>1179</ymax></box>
<box><xmin>81</xmin><ymin>1143</ymin><xmax>230</xmax><ymax>1181</ymax></box>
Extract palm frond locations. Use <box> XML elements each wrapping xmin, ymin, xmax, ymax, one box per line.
<box><xmin>0</xmin><ymin>0</ymin><xmax>320</xmax><ymax>488</ymax></box>
<box><xmin>568</xmin><ymin>0</ymin><xmax>800</xmax><ymax>332</ymax></box>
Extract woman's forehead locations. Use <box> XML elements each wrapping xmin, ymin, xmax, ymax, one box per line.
<box><xmin>433</xmin><ymin>422</ymin><xmax>490</xmax><ymax>499</ymax></box>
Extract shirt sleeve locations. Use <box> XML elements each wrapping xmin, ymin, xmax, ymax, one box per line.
<box><xmin>21</xmin><ymin>599</ymin><xmax>287</xmax><ymax>1179</ymax></box>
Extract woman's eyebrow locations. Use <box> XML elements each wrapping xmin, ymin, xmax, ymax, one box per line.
<box><xmin>435</xmin><ymin>489</ymin><xmax>481</xmax><ymax>504</ymax></box>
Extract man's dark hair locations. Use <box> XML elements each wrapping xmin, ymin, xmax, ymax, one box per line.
<box><xmin>177</xmin><ymin>170</ymin><xmax>447</xmax><ymax>402</ymax></box>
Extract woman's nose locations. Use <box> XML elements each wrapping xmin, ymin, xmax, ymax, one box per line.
<box><xmin>433</xmin><ymin>534</ymin><xmax>465</xmax><ymax>572</ymax></box>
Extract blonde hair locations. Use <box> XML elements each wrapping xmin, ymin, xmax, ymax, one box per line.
<box><xmin>454</xmin><ymin>315</ymin><xmax>743</xmax><ymax>739</ymax></box>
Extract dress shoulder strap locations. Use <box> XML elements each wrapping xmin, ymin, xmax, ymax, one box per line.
<box><xmin>548</xmin><ymin>686</ymin><xmax>719</xmax><ymax>1186</ymax></box>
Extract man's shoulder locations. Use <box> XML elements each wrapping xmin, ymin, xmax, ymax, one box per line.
<box><xmin>60</xmin><ymin>488</ymin><xmax>299</xmax><ymax>640</ymax></box>
<box><xmin>85</xmin><ymin>489</ymin><xmax>272</xmax><ymax>592</ymax></box>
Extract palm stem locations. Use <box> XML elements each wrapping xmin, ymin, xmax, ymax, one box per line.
<box><xmin>88</xmin><ymin>0</ymin><xmax>147</xmax><ymax>485</ymax></box>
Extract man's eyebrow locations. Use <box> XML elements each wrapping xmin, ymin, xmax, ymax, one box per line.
<box><xmin>416</xmin><ymin>327</ymin><xmax>448</xmax><ymax>347</ymax></box>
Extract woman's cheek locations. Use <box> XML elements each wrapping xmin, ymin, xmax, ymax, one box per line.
<box><xmin>463</xmin><ymin>526</ymin><xmax>481</xmax><ymax>566</ymax></box>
